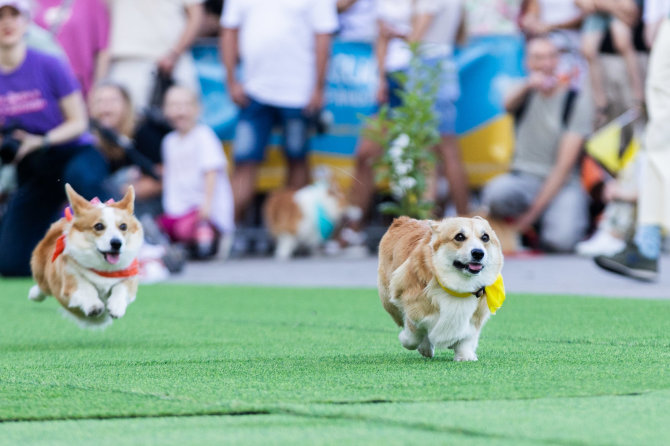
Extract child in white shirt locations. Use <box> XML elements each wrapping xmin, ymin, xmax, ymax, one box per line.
<box><xmin>158</xmin><ymin>85</ymin><xmax>235</xmax><ymax>258</ymax></box>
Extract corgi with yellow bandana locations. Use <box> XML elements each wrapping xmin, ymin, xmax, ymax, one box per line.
<box><xmin>29</xmin><ymin>184</ymin><xmax>143</xmax><ymax>327</ymax></box>
<box><xmin>378</xmin><ymin>216</ymin><xmax>505</xmax><ymax>361</ymax></box>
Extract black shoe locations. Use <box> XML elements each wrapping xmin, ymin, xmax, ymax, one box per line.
<box><xmin>594</xmin><ymin>243</ymin><xmax>659</xmax><ymax>282</ymax></box>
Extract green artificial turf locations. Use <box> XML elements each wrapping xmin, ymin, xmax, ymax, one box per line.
<box><xmin>1</xmin><ymin>279</ymin><xmax>669</xmax><ymax>445</ymax></box>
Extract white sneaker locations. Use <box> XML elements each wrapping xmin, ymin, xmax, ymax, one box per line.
<box><xmin>575</xmin><ymin>230</ymin><xmax>626</xmax><ymax>257</ymax></box>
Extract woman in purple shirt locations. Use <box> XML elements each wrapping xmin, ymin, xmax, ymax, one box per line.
<box><xmin>0</xmin><ymin>0</ymin><xmax>109</xmax><ymax>276</ymax></box>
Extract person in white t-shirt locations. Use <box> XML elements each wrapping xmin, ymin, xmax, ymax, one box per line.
<box><xmin>157</xmin><ymin>86</ymin><xmax>235</xmax><ymax>259</ymax></box>
<box><xmin>340</xmin><ymin>0</ymin><xmax>470</xmax><ymax>249</ymax></box>
<box><xmin>107</xmin><ymin>0</ymin><xmax>205</xmax><ymax>111</ymax></box>
<box><xmin>220</xmin><ymin>0</ymin><xmax>338</xmax><ymax>223</ymax></box>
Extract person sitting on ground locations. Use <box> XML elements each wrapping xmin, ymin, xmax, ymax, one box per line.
<box><xmin>88</xmin><ymin>82</ymin><xmax>164</xmax><ymax>217</ymax></box>
<box><xmin>157</xmin><ymin>85</ymin><xmax>235</xmax><ymax>260</ymax></box>
<box><xmin>480</xmin><ymin>36</ymin><xmax>594</xmax><ymax>252</ymax></box>
<box><xmin>0</xmin><ymin>0</ymin><xmax>110</xmax><ymax>277</ymax></box>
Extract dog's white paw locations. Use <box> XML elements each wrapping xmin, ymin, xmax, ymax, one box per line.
<box><xmin>107</xmin><ymin>299</ymin><xmax>127</xmax><ymax>319</ymax></box>
<box><xmin>417</xmin><ymin>338</ymin><xmax>434</xmax><ymax>358</ymax></box>
<box><xmin>28</xmin><ymin>285</ymin><xmax>46</xmax><ymax>302</ymax></box>
<box><xmin>80</xmin><ymin>300</ymin><xmax>105</xmax><ymax>318</ymax></box>
<box><xmin>453</xmin><ymin>351</ymin><xmax>478</xmax><ymax>362</ymax></box>
<box><xmin>398</xmin><ymin>327</ymin><xmax>422</xmax><ymax>350</ymax></box>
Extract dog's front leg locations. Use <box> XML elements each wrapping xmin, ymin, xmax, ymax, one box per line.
<box><xmin>66</xmin><ymin>278</ymin><xmax>105</xmax><ymax>317</ymax></box>
<box><xmin>453</xmin><ymin>330</ymin><xmax>481</xmax><ymax>362</ymax></box>
<box><xmin>107</xmin><ymin>281</ymin><xmax>132</xmax><ymax>319</ymax></box>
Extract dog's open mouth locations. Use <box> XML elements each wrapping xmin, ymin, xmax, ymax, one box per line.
<box><xmin>100</xmin><ymin>251</ymin><xmax>121</xmax><ymax>265</ymax></box>
<box><xmin>453</xmin><ymin>260</ymin><xmax>483</xmax><ymax>274</ymax></box>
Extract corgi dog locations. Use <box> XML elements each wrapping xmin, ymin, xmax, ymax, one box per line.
<box><xmin>29</xmin><ymin>184</ymin><xmax>143</xmax><ymax>327</ymax></box>
<box><xmin>378</xmin><ymin>216</ymin><xmax>505</xmax><ymax>361</ymax></box>
<box><xmin>263</xmin><ymin>180</ymin><xmax>346</xmax><ymax>260</ymax></box>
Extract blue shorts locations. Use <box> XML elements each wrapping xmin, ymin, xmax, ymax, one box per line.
<box><xmin>233</xmin><ymin>97</ymin><xmax>310</xmax><ymax>163</ymax></box>
<box><xmin>386</xmin><ymin>56</ymin><xmax>460</xmax><ymax>135</ymax></box>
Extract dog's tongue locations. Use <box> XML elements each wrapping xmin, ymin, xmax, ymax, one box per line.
<box><xmin>468</xmin><ymin>263</ymin><xmax>483</xmax><ymax>272</ymax></box>
<box><xmin>104</xmin><ymin>253</ymin><xmax>120</xmax><ymax>265</ymax></box>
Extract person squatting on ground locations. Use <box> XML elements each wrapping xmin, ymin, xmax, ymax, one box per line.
<box><xmin>480</xmin><ymin>36</ymin><xmax>594</xmax><ymax>252</ymax></box>
<box><xmin>157</xmin><ymin>85</ymin><xmax>235</xmax><ymax>259</ymax></box>
<box><xmin>341</xmin><ymin>0</ymin><xmax>470</xmax><ymax>248</ymax></box>
<box><xmin>220</xmin><ymin>0</ymin><xmax>338</xmax><ymax>224</ymax></box>
<box><xmin>0</xmin><ymin>0</ymin><xmax>109</xmax><ymax>276</ymax></box>
<box><xmin>595</xmin><ymin>10</ymin><xmax>670</xmax><ymax>281</ymax></box>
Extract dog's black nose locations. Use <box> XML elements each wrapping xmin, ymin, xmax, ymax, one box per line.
<box><xmin>471</xmin><ymin>249</ymin><xmax>485</xmax><ymax>261</ymax></box>
<box><xmin>110</xmin><ymin>238</ymin><xmax>122</xmax><ymax>251</ymax></box>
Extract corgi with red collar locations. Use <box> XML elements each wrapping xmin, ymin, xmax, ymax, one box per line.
<box><xmin>29</xmin><ymin>184</ymin><xmax>143</xmax><ymax>327</ymax></box>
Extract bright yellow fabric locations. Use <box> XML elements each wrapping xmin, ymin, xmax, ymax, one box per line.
<box><xmin>436</xmin><ymin>273</ymin><xmax>506</xmax><ymax>314</ymax></box>
<box><xmin>484</xmin><ymin>274</ymin><xmax>506</xmax><ymax>314</ymax></box>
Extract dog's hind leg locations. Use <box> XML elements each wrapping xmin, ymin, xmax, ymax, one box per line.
<box><xmin>398</xmin><ymin>319</ymin><xmax>424</xmax><ymax>350</ymax></box>
<box><xmin>274</xmin><ymin>234</ymin><xmax>298</xmax><ymax>260</ymax></box>
<box><xmin>28</xmin><ymin>285</ymin><xmax>47</xmax><ymax>302</ymax></box>
<box><xmin>417</xmin><ymin>336</ymin><xmax>434</xmax><ymax>358</ymax></box>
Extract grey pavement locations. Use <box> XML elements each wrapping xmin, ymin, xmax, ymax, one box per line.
<box><xmin>168</xmin><ymin>253</ymin><xmax>670</xmax><ymax>299</ymax></box>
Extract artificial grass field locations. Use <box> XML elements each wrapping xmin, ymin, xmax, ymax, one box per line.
<box><xmin>1</xmin><ymin>279</ymin><xmax>669</xmax><ymax>445</ymax></box>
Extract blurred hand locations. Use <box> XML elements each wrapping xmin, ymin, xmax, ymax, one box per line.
<box><xmin>379</xmin><ymin>21</ymin><xmax>406</xmax><ymax>40</ymax></box>
<box><xmin>157</xmin><ymin>51</ymin><xmax>179</xmax><ymax>75</ymax></box>
<box><xmin>304</xmin><ymin>87</ymin><xmax>324</xmax><ymax>116</ymax></box>
<box><xmin>13</xmin><ymin>130</ymin><xmax>44</xmax><ymax>164</ymax></box>
<box><xmin>228</xmin><ymin>80</ymin><xmax>249</xmax><ymax>107</ymax></box>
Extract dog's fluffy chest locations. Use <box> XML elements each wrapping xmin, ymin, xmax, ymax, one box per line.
<box><xmin>420</xmin><ymin>287</ymin><xmax>480</xmax><ymax>348</ymax></box>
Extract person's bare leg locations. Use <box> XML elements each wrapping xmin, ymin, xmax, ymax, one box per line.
<box><xmin>582</xmin><ymin>30</ymin><xmax>609</xmax><ymax>124</ymax></box>
<box><xmin>232</xmin><ymin>162</ymin><xmax>259</xmax><ymax>223</ymax></box>
<box><xmin>611</xmin><ymin>19</ymin><xmax>645</xmax><ymax>105</ymax></box>
<box><xmin>347</xmin><ymin>136</ymin><xmax>383</xmax><ymax>230</ymax></box>
<box><xmin>436</xmin><ymin>134</ymin><xmax>469</xmax><ymax>215</ymax></box>
<box><xmin>286</xmin><ymin>159</ymin><xmax>310</xmax><ymax>190</ymax></box>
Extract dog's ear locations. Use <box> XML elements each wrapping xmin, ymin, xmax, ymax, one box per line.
<box><xmin>114</xmin><ymin>185</ymin><xmax>135</xmax><ymax>214</ymax></box>
<box><xmin>430</xmin><ymin>221</ymin><xmax>440</xmax><ymax>234</ymax></box>
<box><xmin>65</xmin><ymin>184</ymin><xmax>91</xmax><ymax>216</ymax></box>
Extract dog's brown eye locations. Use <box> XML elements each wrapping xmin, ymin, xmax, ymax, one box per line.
<box><xmin>482</xmin><ymin>234</ymin><xmax>490</xmax><ymax>242</ymax></box>
<box><xmin>94</xmin><ymin>223</ymin><xmax>105</xmax><ymax>231</ymax></box>
<box><xmin>119</xmin><ymin>223</ymin><xmax>127</xmax><ymax>231</ymax></box>
<box><xmin>454</xmin><ymin>233</ymin><xmax>466</xmax><ymax>242</ymax></box>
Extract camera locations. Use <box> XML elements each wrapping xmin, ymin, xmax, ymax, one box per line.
<box><xmin>0</xmin><ymin>124</ymin><xmax>21</xmax><ymax>164</ymax></box>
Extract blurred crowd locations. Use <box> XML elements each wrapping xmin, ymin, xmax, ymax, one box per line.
<box><xmin>0</xmin><ymin>0</ymin><xmax>668</xmax><ymax>281</ymax></box>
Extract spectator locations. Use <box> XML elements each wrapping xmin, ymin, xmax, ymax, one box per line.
<box><xmin>520</xmin><ymin>0</ymin><xmax>585</xmax><ymax>88</ymax></box>
<box><xmin>106</xmin><ymin>0</ymin><xmax>205</xmax><ymax>111</ymax></box>
<box><xmin>0</xmin><ymin>0</ymin><xmax>109</xmax><ymax>276</ymax></box>
<box><xmin>337</xmin><ymin>0</ymin><xmax>376</xmax><ymax>42</ymax></box>
<box><xmin>200</xmin><ymin>0</ymin><xmax>224</xmax><ymax>37</ymax></box>
<box><xmin>157</xmin><ymin>85</ymin><xmax>234</xmax><ymax>259</ymax></box>
<box><xmin>595</xmin><ymin>10</ymin><xmax>670</xmax><ymax>280</ymax></box>
<box><xmin>464</xmin><ymin>0</ymin><xmax>523</xmax><ymax>36</ymax></box>
<box><xmin>341</xmin><ymin>0</ymin><xmax>470</xmax><ymax>248</ymax></box>
<box><xmin>480</xmin><ymin>36</ymin><xmax>593</xmax><ymax>252</ymax></box>
<box><xmin>643</xmin><ymin>0</ymin><xmax>670</xmax><ymax>45</ymax></box>
<box><xmin>576</xmin><ymin>0</ymin><xmax>645</xmax><ymax>126</ymax></box>
<box><xmin>33</xmin><ymin>0</ymin><xmax>110</xmax><ymax>97</ymax></box>
<box><xmin>88</xmin><ymin>82</ymin><xmax>163</xmax><ymax>217</ymax></box>
<box><xmin>220</xmin><ymin>0</ymin><xmax>338</xmax><ymax>223</ymax></box>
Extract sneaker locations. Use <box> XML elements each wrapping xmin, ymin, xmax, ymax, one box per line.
<box><xmin>594</xmin><ymin>243</ymin><xmax>659</xmax><ymax>282</ymax></box>
<box><xmin>575</xmin><ymin>229</ymin><xmax>626</xmax><ymax>257</ymax></box>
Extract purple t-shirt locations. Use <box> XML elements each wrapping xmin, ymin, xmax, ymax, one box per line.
<box><xmin>0</xmin><ymin>48</ymin><xmax>93</xmax><ymax>145</ymax></box>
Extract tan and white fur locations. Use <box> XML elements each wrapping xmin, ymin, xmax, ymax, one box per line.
<box><xmin>29</xmin><ymin>184</ymin><xmax>143</xmax><ymax>327</ymax></box>
<box><xmin>264</xmin><ymin>181</ymin><xmax>346</xmax><ymax>260</ymax></box>
<box><xmin>378</xmin><ymin>216</ymin><xmax>504</xmax><ymax>361</ymax></box>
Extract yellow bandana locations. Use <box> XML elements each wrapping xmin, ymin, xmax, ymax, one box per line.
<box><xmin>437</xmin><ymin>273</ymin><xmax>506</xmax><ymax>314</ymax></box>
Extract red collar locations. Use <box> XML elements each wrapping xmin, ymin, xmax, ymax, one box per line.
<box><xmin>52</xmin><ymin>234</ymin><xmax>139</xmax><ymax>279</ymax></box>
